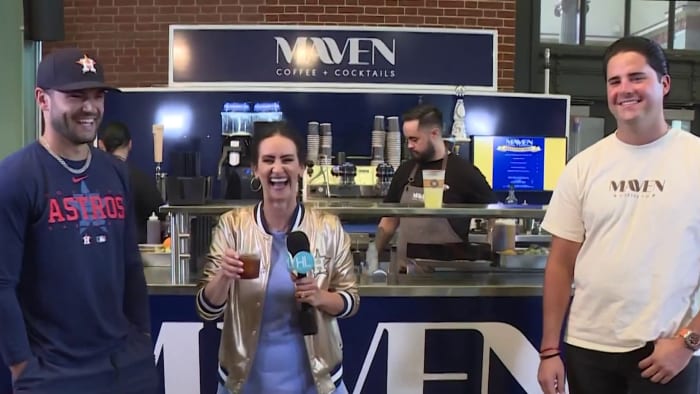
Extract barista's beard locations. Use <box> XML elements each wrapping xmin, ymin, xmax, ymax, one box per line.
<box><xmin>415</xmin><ymin>142</ymin><xmax>436</xmax><ymax>164</ymax></box>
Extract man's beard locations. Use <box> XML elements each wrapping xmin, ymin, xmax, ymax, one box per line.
<box><xmin>411</xmin><ymin>142</ymin><xmax>436</xmax><ymax>163</ymax></box>
<box><xmin>50</xmin><ymin>111</ymin><xmax>101</xmax><ymax>145</ymax></box>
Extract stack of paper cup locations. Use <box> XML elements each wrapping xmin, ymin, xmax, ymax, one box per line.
<box><xmin>307</xmin><ymin>121</ymin><xmax>320</xmax><ymax>164</ymax></box>
<box><xmin>319</xmin><ymin>123</ymin><xmax>333</xmax><ymax>165</ymax></box>
<box><xmin>373</xmin><ymin>115</ymin><xmax>385</xmax><ymax>132</ymax></box>
<box><xmin>370</xmin><ymin>115</ymin><xmax>386</xmax><ymax>167</ymax></box>
<box><xmin>385</xmin><ymin>116</ymin><xmax>402</xmax><ymax>169</ymax></box>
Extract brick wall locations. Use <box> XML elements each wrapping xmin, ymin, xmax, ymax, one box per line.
<box><xmin>45</xmin><ymin>0</ymin><xmax>516</xmax><ymax>90</ymax></box>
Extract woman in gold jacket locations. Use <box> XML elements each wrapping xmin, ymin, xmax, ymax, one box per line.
<box><xmin>196</xmin><ymin>122</ymin><xmax>359</xmax><ymax>394</ymax></box>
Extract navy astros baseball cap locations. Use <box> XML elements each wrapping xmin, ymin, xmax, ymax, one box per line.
<box><xmin>36</xmin><ymin>48</ymin><xmax>120</xmax><ymax>92</ymax></box>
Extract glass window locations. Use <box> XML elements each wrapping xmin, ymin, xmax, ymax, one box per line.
<box><xmin>541</xmin><ymin>0</ymin><xmax>584</xmax><ymax>44</ymax></box>
<box><xmin>584</xmin><ymin>0</ymin><xmax>625</xmax><ymax>45</ymax></box>
<box><xmin>673</xmin><ymin>1</ymin><xmax>700</xmax><ymax>50</ymax></box>
<box><xmin>538</xmin><ymin>0</ymin><xmax>699</xmax><ymax>49</ymax></box>
<box><xmin>630</xmin><ymin>0</ymin><xmax>669</xmax><ymax>48</ymax></box>
<box><xmin>540</xmin><ymin>0</ymin><xmax>624</xmax><ymax>45</ymax></box>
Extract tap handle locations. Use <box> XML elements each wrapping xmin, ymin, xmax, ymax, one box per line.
<box><xmin>153</xmin><ymin>124</ymin><xmax>164</xmax><ymax>163</ymax></box>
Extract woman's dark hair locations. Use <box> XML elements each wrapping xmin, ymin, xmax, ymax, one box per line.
<box><xmin>603</xmin><ymin>36</ymin><xmax>669</xmax><ymax>81</ymax></box>
<box><xmin>250</xmin><ymin>121</ymin><xmax>307</xmax><ymax>165</ymax></box>
<box><xmin>98</xmin><ymin>121</ymin><xmax>131</xmax><ymax>153</ymax></box>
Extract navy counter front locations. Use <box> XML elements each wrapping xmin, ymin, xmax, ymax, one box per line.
<box><xmin>147</xmin><ymin>282</ymin><xmax>544</xmax><ymax>394</ymax></box>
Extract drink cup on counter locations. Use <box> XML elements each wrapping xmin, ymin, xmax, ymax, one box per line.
<box><xmin>238</xmin><ymin>252</ymin><xmax>261</xmax><ymax>279</ymax></box>
<box><xmin>422</xmin><ymin>169</ymin><xmax>445</xmax><ymax>209</ymax></box>
<box><xmin>490</xmin><ymin>219</ymin><xmax>517</xmax><ymax>252</ymax></box>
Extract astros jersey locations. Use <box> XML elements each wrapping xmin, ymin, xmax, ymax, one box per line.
<box><xmin>0</xmin><ymin>142</ymin><xmax>148</xmax><ymax>366</ymax></box>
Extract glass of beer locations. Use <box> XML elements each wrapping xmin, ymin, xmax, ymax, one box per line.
<box><xmin>238</xmin><ymin>253</ymin><xmax>261</xmax><ymax>279</ymax></box>
<box><xmin>422</xmin><ymin>169</ymin><xmax>445</xmax><ymax>209</ymax></box>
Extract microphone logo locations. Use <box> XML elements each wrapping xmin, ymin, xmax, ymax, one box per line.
<box><xmin>285</xmin><ymin>231</ymin><xmax>319</xmax><ymax>336</ymax></box>
<box><xmin>290</xmin><ymin>250</ymin><xmax>315</xmax><ymax>275</ymax></box>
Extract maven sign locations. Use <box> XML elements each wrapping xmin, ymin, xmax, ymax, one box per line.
<box><xmin>274</xmin><ymin>37</ymin><xmax>396</xmax><ymax>67</ymax></box>
<box><xmin>169</xmin><ymin>25</ymin><xmax>497</xmax><ymax>91</ymax></box>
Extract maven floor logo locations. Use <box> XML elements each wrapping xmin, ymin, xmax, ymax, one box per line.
<box><xmin>154</xmin><ymin>322</ymin><xmax>207</xmax><ymax>394</ymax></box>
<box><xmin>353</xmin><ymin>322</ymin><xmax>543</xmax><ymax>394</ymax></box>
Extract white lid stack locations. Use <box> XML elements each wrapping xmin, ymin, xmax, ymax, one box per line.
<box><xmin>385</xmin><ymin>116</ymin><xmax>401</xmax><ymax>170</ymax></box>
<box><xmin>319</xmin><ymin>122</ymin><xmax>333</xmax><ymax>165</ymax></box>
<box><xmin>370</xmin><ymin>115</ymin><xmax>386</xmax><ymax>167</ymax></box>
<box><xmin>307</xmin><ymin>121</ymin><xmax>320</xmax><ymax>165</ymax></box>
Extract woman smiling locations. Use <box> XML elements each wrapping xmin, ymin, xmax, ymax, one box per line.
<box><xmin>196</xmin><ymin>122</ymin><xmax>359</xmax><ymax>394</ymax></box>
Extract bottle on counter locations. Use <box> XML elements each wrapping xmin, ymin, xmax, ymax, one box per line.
<box><xmin>146</xmin><ymin>212</ymin><xmax>162</xmax><ymax>245</ymax></box>
<box><xmin>505</xmin><ymin>184</ymin><xmax>519</xmax><ymax>204</ymax></box>
<box><xmin>365</xmin><ymin>234</ymin><xmax>379</xmax><ymax>275</ymax></box>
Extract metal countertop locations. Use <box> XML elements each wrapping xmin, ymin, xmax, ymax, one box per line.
<box><xmin>147</xmin><ymin>273</ymin><xmax>544</xmax><ymax>297</ymax></box>
<box><xmin>160</xmin><ymin>201</ymin><xmax>547</xmax><ymax>219</ymax></box>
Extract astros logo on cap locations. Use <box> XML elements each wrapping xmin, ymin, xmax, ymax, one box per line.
<box><xmin>76</xmin><ymin>54</ymin><xmax>97</xmax><ymax>74</ymax></box>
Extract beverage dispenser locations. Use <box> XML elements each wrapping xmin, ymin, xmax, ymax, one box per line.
<box><xmin>218</xmin><ymin>102</ymin><xmax>284</xmax><ymax>199</ymax></box>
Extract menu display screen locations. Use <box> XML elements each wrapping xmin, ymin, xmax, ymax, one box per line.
<box><xmin>472</xmin><ymin>136</ymin><xmax>567</xmax><ymax>191</ymax></box>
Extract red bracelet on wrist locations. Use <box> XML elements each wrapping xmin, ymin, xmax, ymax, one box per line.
<box><xmin>539</xmin><ymin>347</ymin><xmax>559</xmax><ymax>354</ymax></box>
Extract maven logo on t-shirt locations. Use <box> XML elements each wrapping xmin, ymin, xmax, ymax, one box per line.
<box><xmin>609</xmin><ymin>179</ymin><xmax>665</xmax><ymax>198</ymax></box>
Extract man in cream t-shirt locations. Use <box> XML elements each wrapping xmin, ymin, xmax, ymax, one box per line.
<box><xmin>537</xmin><ymin>36</ymin><xmax>700</xmax><ymax>394</ymax></box>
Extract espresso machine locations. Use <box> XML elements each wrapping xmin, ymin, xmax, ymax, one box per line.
<box><xmin>218</xmin><ymin>102</ymin><xmax>284</xmax><ymax>199</ymax></box>
<box><xmin>302</xmin><ymin>116</ymin><xmax>398</xmax><ymax>201</ymax></box>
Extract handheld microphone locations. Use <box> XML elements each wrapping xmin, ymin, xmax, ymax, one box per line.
<box><xmin>286</xmin><ymin>231</ymin><xmax>318</xmax><ymax>336</ymax></box>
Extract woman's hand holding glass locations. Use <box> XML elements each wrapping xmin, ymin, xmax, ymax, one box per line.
<box><xmin>219</xmin><ymin>249</ymin><xmax>245</xmax><ymax>280</ymax></box>
<box><xmin>220</xmin><ymin>249</ymin><xmax>261</xmax><ymax>280</ymax></box>
<box><xmin>204</xmin><ymin>249</ymin><xmax>249</xmax><ymax>307</ymax></box>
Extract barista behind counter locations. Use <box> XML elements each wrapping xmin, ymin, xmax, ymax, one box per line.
<box><xmin>98</xmin><ymin>121</ymin><xmax>165</xmax><ymax>243</ymax></box>
<box><xmin>376</xmin><ymin>104</ymin><xmax>497</xmax><ymax>272</ymax></box>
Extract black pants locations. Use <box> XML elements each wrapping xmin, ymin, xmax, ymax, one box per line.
<box><xmin>13</xmin><ymin>332</ymin><xmax>158</xmax><ymax>394</ymax></box>
<box><xmin>566</xmin><ymin>342</ymin><xmax>700</xmax><ymax>394</ymax></box>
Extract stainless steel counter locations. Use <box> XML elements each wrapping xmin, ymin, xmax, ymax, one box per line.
<box><xmin>160</xmin><ymin>201</ymin><xmax>548</xmax><ymax>219</ymax></box>
<box><xmin>149</xmin><ymin>200</ymin><xmax>550</xmax><ymax>296</ymax></box>
<box><xmin>159</xmin><ymin>201</ymin><xmax>549</xmax><ymax>285</ymax></box>
<box><xmin>147</xmin><ymin>273</ymin><xmax>545</xmax><ymax>297</ymax></box>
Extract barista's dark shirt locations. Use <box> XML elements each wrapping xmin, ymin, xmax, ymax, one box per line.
<box><xmin>384</xmin><ymin>154</ymin><xmax>496</xmax><ymax>247</ymax></box>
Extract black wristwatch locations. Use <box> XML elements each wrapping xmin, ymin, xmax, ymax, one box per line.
<box><xmin>678</xmin><ymin>328</ymin><xmax>700</xmax><ymax>351</ymax></box>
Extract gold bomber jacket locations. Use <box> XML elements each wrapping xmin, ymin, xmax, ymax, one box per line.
<box><xmin>195</xmin><ymin>203</ymin><xmax>360</xmax><ymax>394</ymax></box>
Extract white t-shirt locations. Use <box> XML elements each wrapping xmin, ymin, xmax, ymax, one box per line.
<box><xmin>542</xmin><ymin>128</ymin><xmax>700</xmax><ymax>352</ymax></box>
